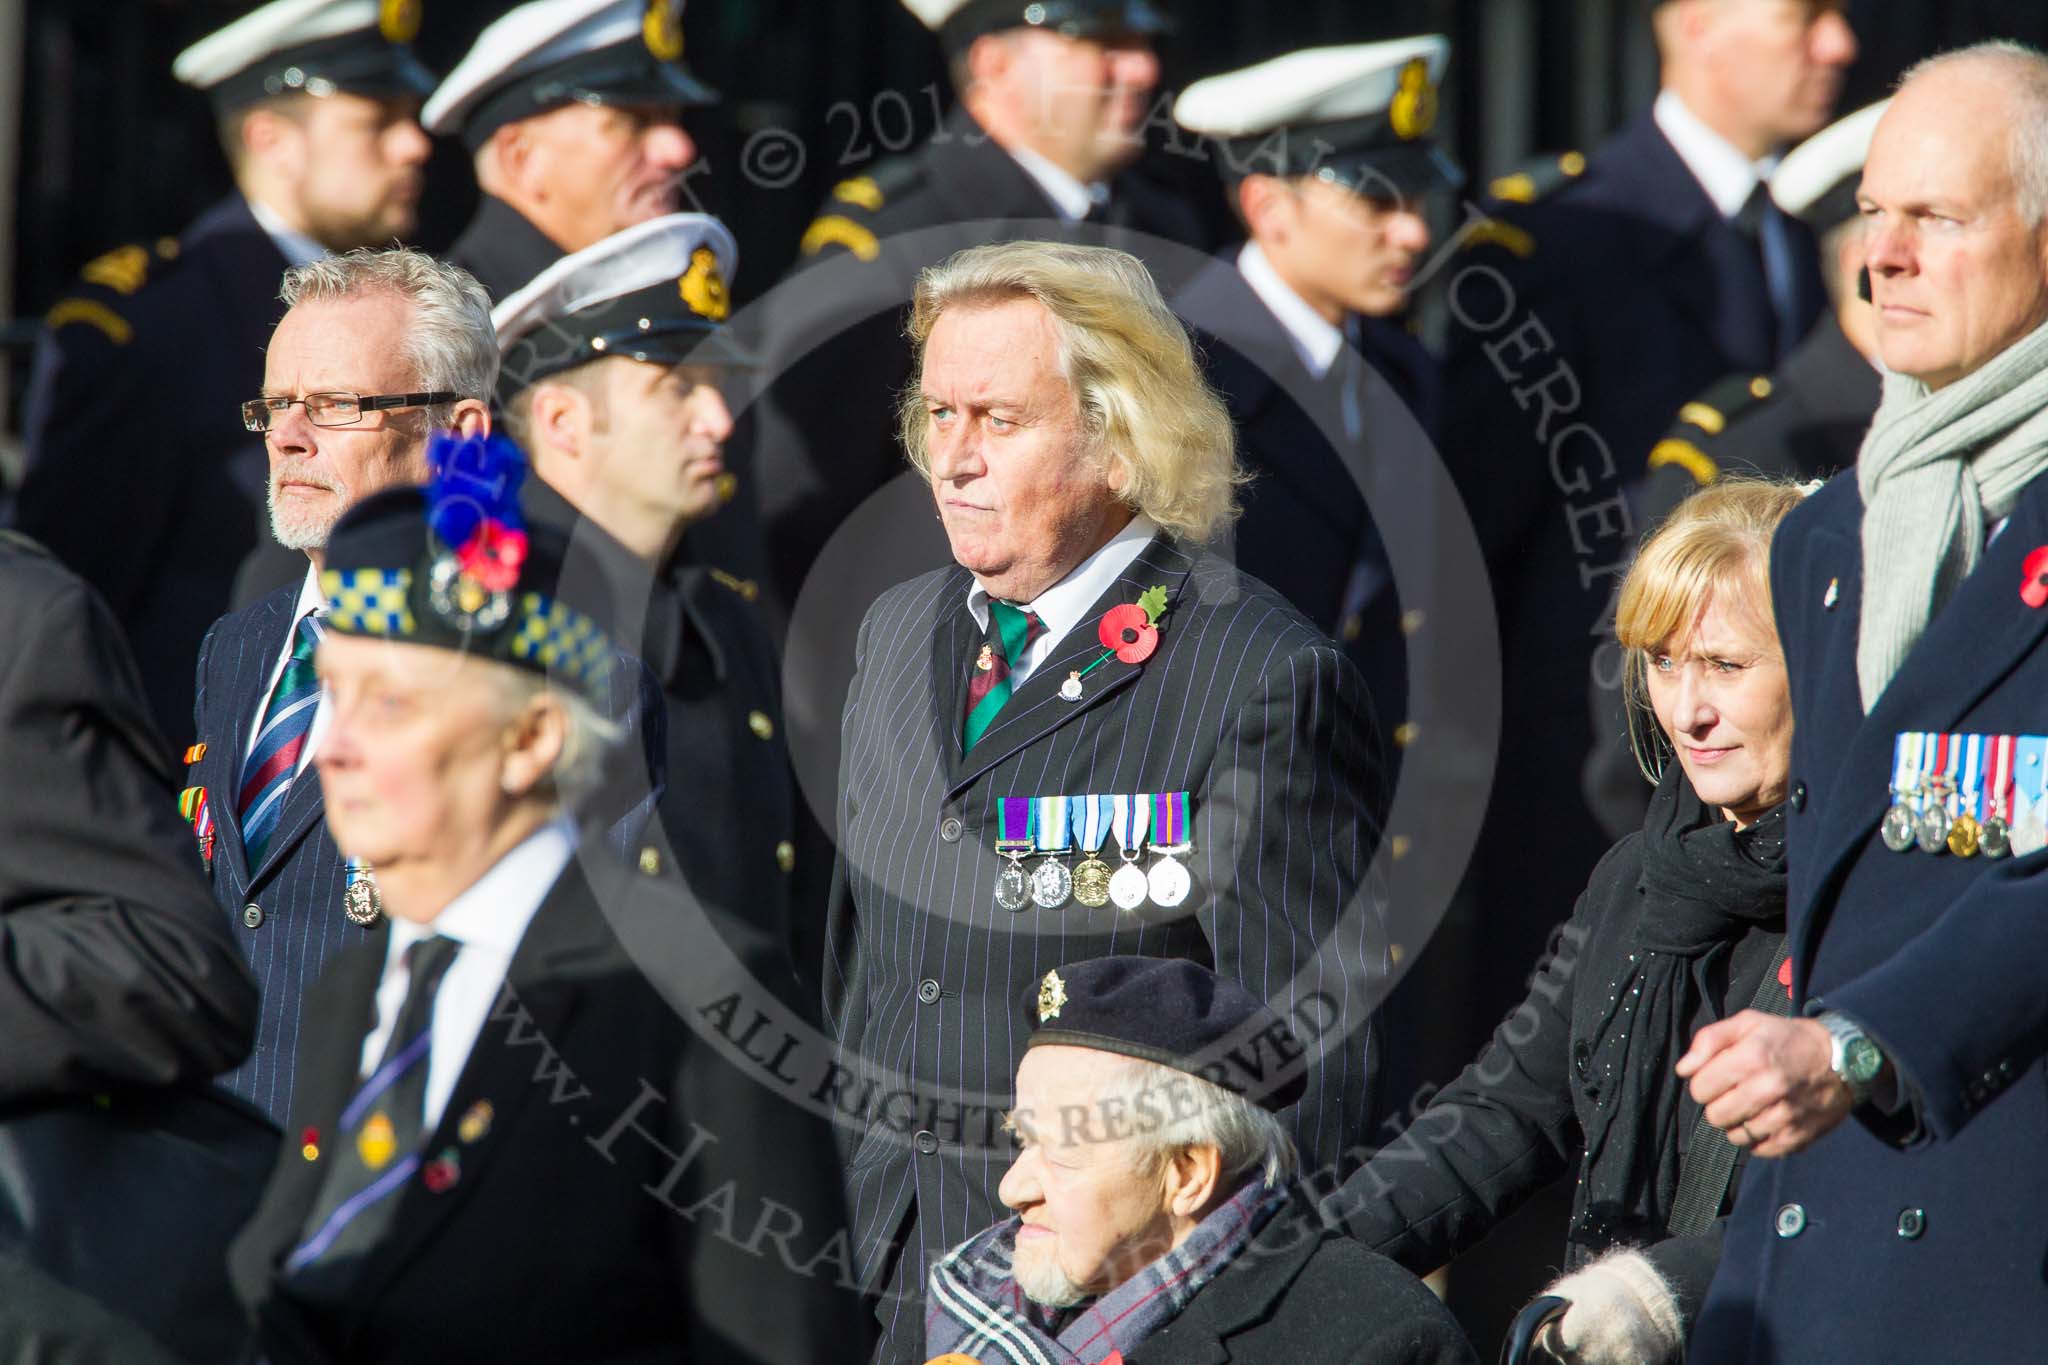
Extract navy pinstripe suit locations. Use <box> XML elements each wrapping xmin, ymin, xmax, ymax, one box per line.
<box><xmin>189</xmin><ymin>584</ymin><xmax>369</xmax><ymax>1125</ymax></box>
<box><xmin>825</xmin><ymin>533</ymin><xmax>1389</xmax><ymax>1358</ymax></box>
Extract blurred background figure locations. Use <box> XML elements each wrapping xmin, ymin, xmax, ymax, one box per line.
<box><xmin>423</xmin><ymin>0</ymin><xmax>716</xmax><ymax>302</ymax></box>
<box><xmin>0</xmin><ymin>530</ymin><xmax>267</xmax><ymax>1363</ymax></box>
<box><xmin>13</xmin><ymin>0</ymin><xmax>434</xmax><ymax>748</ymax></box>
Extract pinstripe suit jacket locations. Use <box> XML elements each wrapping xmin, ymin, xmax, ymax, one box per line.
<box><xmin>188</xmin><ymin>583</ymin><xmax>369</xmax><ymax>1125</ymax></box>
<box><xmin>825</xmin><ymin>532</ymin><xmax>1389</xmax><ymax>1319</ymax></box>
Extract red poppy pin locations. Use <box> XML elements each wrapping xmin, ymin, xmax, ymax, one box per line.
<box><xmin>1778</xmin><ymin>956</ymin><xmax>1794</xmax><ymax>1003</ymax></box>
<box><xmin>2022</xmin><ymin>546</ymin><xmax>2048</xmax><ymax>608</ymax></box>
<box><xmin>1097</xmin><ymin>584</ymin><xmax>1170</xmax><ymax>664</ymax></box>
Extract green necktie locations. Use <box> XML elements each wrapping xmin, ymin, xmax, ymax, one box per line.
<box><xmin>962</xmin><ymin>601</ymin><xmax>1044</xmax><ymax>751</ymax></box>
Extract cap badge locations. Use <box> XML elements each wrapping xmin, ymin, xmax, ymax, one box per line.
<box><xmin>644</xmin><ymin>0</ymin><xmax>685</xmax><ymax>62</ymax></box>
<box><xmin>1390</xmin><ymin>58</ymin><xmax>1438</xmax><ymax>141</ymax></box>
<box><xmin>379</xmin><ymin>0</ymin><xmax>423</xmax><ymax>45</ymax></box>
<box><xmin>679</xmin><ymin>247</ymin><xmax>730</xmax><ymax>321</ymax></box>
<box><xmin>1037</xmin><ymin>970</ymin><xmax>1067</xmax><ymax>1023</ymax></box>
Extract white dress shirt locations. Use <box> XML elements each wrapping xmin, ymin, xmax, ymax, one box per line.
<box><xmin>1652</xmin><ymin>89</ymin><xmax>1782</xmax><ymax>218</ymax></box>
<box><xmin>1007</xmin><ymin>144</ymin><xmax>1110</xmax><ymax>223</ymax></box>
<box><xmin>356</xmin><ymin>818</ymin><xmax>574</xmax><ymax>1132</ymax></box>
<box><xmin>1236</xmin><ymin>242</ymin><xmax>1346</xmax><ymax>380</ymax></box>
<box><xmin>242</xmin><ymin>563</ymin><xmax>329</xmax><ymax>779</ymax></box>
<box><xmin>965</xmin><ymin>514</ymin><xmax>1158</xmax><ymax>687</ymax></box>
<box><xmin>247</xmin><ymin>196</ymin><xmax>328</xmax><ymax>268</ymax></box>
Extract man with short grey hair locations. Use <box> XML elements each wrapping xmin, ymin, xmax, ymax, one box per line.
<box><xmin>182</xmin><ymin>247</ymin><xmax>494</xmax><ymax>1126</ymax></box>
<box><xmin>1686</xmin><ymin>41</ymin><xmax>2048</xmax><ymax>1358</ymax></box>
<box><xmin>927</xmin><ymin>956</ymin><xmax>1472</xmax><ymax>1365</ymax></box>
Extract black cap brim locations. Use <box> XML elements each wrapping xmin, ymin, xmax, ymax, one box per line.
<box><xmin>461</xmin><ymin>40</ymin><xmax>717</xmax><ymax>149</ymax></box>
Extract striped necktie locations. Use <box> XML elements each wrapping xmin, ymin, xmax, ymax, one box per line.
<box><xmin>962</xmin><ymin>601</ymin><xmax>1045</xmax><ymax>751</ymax></box>
<box><xmin>284</xmin><ymin>935</ymin><xmax>461</xmax><ymax>1300</ymax></box>
<box><xmin>238</xmin><ymin>611</ymin><xmax>324</xmax><ymax>867</ymax></box>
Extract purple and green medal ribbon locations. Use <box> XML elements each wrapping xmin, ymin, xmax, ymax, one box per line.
<box><xmin>998</xmin><ymin>796</ymin><xmax>1036</xmax><ymax>850</ymax></box>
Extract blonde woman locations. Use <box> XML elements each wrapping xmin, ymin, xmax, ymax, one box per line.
<box><xmin>1326</xmin><ymin>479</ymin><xmax>1807</xmax><ymax>1365</ymax></box>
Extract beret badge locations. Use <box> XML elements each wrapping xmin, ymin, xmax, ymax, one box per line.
<box><xmin>1036</xmin><ymin>970</ymin><xmax>1067</xmax><ymax>1023</ymax></box>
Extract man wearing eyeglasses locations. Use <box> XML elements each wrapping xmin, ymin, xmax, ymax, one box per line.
<box><xmin>185</xmin><ymin>247</ymin><xmax>495</xmax><ymax>1128</ymax></box>
<box><xmin>15</xmin><ymin>0</ymin><xmax>436</xmax><ymax>747</ymax></box>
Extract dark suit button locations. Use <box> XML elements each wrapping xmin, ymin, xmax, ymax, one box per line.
<box><xmin>241</xmin><ymin>903</ymin><xmax>264</xmax><ymax>929</ymax></box>
<box><xmin>939</xmin><ymin>816</ymin><xmax>964</xmax><ymax>843</ymax></box>
<box><xmin>914</xmin><ymin>1130</ymin><xmax>939</xmax><ymax>1155</ymax></box>
<box><xmin>1774</xmin><ymin>1203</ymin><xmax>1806</xmax><ymax>1239</ymax></box>
<box><xmin>1790</xmin><ymin>780</ymin><xmax>1808</xmax><ymax>812</ymax></box>
<box><xmin>1897</xmin><ymin>1207</ymin><xmax>1925</xmax><ymax>1240</ymax></box>
<box><xmin>1572</xmin><ymin>1039</ymin><xmax>1592</xmax><ymax>1078</ymax></box>
<box><xmin>1997</xmin><ymin>1059</ymin><xmax>2014</xmax><ymax>1079</ymax></box>
<box><xmin>917</xmin><ymin>979</ymin><xmax>941</xmax><ymax>1005</ymax></box>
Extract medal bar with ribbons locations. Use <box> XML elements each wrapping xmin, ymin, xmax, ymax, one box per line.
<box><xmin>1030</xmin><ymin>795</ymin><xmax>1074</xmax><ymax>909</ymax></box>
<box><xmin>1882</xmin><ymin>730</ymin><xmax>2048</xmax><ymax>858</ymax></box>
<box><xmin>1147</xmin><ymin>791</ymin><xmax>1193</xmax><ymax>908</ymax></box>
<box><xmin>1108</xmin><ymin>793</ymin><xmax>1152</xmax><ymax>910</ymax></box>
<box><xmin>1069</xmin><ymin>795</ymin><xmax>1115</xmax><ymax>907</ymax></box>
<box><xmin>994</xmin><ymin>797</ymin><xmax>1036</xmax><ymax>911</ymax></box>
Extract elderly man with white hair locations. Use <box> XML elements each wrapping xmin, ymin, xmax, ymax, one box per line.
<box><xmin>228</xmin><ymin>448</ymin><xmax>862</xmax><ymax>1362</ymax></box>
<box><xmin>927</xmin><ymin>956</ymin><xmax>1473</xmax><ymax>1364</ymax></box>
<box><xmin>826</xmin><ymin>238</ymin><xmax>1389</xmax><ymax>1361</ymax></box>
<box><xmin>1684</xmin><ymin>40</ymin><xmax>2048</xmax><ymax>1359</ymax></box>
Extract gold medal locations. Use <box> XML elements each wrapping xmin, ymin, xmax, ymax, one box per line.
<box><xmin>1071</xmin><ymin>856</ymin><xmax>1112</xmax><ymax>907</ymax></box>
<box><xmin>1948</xmin><ymin>811</ymin><xmax>1981</xmax><ymax>857</ymax></box>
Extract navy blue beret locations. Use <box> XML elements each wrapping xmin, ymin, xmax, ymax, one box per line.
<box><xmin>1026</xmin><ymin>956</ymin><xmax>1308</xmax><ymax>1112</ymax></box>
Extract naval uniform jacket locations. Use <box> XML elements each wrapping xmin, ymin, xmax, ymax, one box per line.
<box><xmin>444</xmin><ymin>194</ymin><xmax>565</xmax><ymax>303</ymax></box>
<box><xmin>826</xmin><ymin>534</ymin><xmax>1388</xmax><ymax>1341</ymax></box>
<box><xmin>746</xmin><ymin>106</ymin><xmax>1218</xmax><ymax>632</ymax></box>
<box><xmin>1436</xmin><ymin>110</ymin><xmax>1824</xmax><ymax>1061</ymax></box>
<box><xmin>1691</xmin><ymin>472</ymin><xmax>2048</xmax><ymax>1359</ymax></box>
<box><xmin>229</xmin><ymin>859</ymin><xmax>865</xmax><ymax>1364</ymax></box>
<box><xmin>17</xmin><ymin>194</ymin><xmax>290</xmax><ymax>745</ymax></box>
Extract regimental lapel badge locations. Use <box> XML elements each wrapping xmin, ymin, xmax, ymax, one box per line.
<box><xmin>457</xmin><ymin>1099</ymin><xmax>494</xmax><ymax>1145</ymax></box>
<box><xmin>357</xmin><ymin>1111</ymin><xmax>398</xmax><ymax>1171</ymax></box>
<box><xmin>1824</xmin><ymin>578</ymin><xmax>1839</xmax><ymax>610</ymax></box>
<box><xmin>1037</xmin><ymin>970</ymin><xmax>1066</xmax><ymax>1022</ymax></box>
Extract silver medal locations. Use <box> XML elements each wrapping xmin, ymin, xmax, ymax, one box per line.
<box><xmin>1030</xmin><ymin>859</ymin><xmax>1072</xmax><ymax>910</ymax></box>
<box><xmin>1981</xmin><ymin>816</ymin><xmax>2012</xmax><ymax>859</ymax></box>
<box><xmin>994</xmin><ymin>860</ymin><xmax>1031</xmax><ymax>912</ymax></box>
<box><xmin>342</xmin><ymin>877</ymin><xmax>383</xmax><ymax>926</ymax></box>
<box><xmin>1147</xmin><ymin>853</ymin><xmax>1191</xmax><ymax>908</ymax></box>
<box><xmin>1109</xmin><ymin>861</ymin><xmax>1150</xmax><ymax>911</ymax></box>
<box><xmin>1914</xmin><ymin>803</ymin><xmax>1952</xmax><ymax>855</ymax></box>
<box><xmin>1880</xmin><ymin>802</ymin><xmax>1917</xmax><ymax>853</ymax></box>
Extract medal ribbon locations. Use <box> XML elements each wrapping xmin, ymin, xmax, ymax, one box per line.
<box><xmin>1890</xmin><ymin>732</ymin><xmax>1921</xmax><ymax>799</ymax></box>
<box><xmin>1991</xmin><ymin>734</ymin><xmax>2016</xmax><ymax>821</ymax></box>
<box><xmin>1150</xmin><ymin>791</ymin><xmax>1189</xmax><ymax>847</ymax></box>
<box><xmin>1070</xmin><ymin>795</ymin><xmax>1112</xmax><ymax>854</ymax></box>
<box><xmin>1936</xmin><ymin>732</ymin><xmax>1960</xmax><ymax>817</ymax></box>
<box><xmin>1960</xmin><ymin>734</ymin><xmax>1985</xmax><ymax>822</ymax></box>
<box><xmin>1033</xmin><ymin>796</ymin><xmax>1071</xmax><ymax>852</ymax></box>
<box><xmin>345</xmin><ymin>856</ymin><xmax>372</xmax><ymax>891</ymax></box>
<box><xmin>998</xmin><ymin>797</ymin><xmax>1035</xmax><ymax>847</ymax></box>
<box><xmin>1111</xmin><ymin>794</ymin><xmax>1152</xmax><ymax>857</ymax></box>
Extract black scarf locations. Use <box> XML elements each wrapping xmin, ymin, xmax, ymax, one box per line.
<box><xmin>1574</xmin><ymin>765</ymin><xmax>1787</xmax><ymax>1255</ymax></box>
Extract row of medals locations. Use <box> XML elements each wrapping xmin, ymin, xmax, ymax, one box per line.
<box><xmin>995</xmin><ymin>844</ymin><xmax>1192</xmax><ymax>912</ymax></box>
<box><xmin>1880</xmin><ymin>782</ymin><xmax>2014</xmax><ymax>858</ymax></box>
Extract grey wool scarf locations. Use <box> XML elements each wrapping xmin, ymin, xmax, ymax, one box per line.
<box><xmin>1856</xmin><ymin>316</ymin><xmax>2048</xmax><ymax>710</ymax></box>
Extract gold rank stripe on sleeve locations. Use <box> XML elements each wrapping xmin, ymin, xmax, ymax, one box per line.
<box><xmin>1678</xmin><ymin>401</ymin><xmax>1727</xmax><ymax>435</ymax></box>
<box><xmin>1648</xmin><ymin>438</ymin><xmax>1719</xmax><ymax>487</ymax></box>
<box><xmin>1458</xmin><ymin>218</ymin><xmax>1535</xmax><ymax>260</ymax></box>
<box><xmin>799</xmin><ymin>214</ymin><xmax>881</xmax><ymax>261</ymax></box>
<box><xmin>831</xmin><ymin>175</ymin><xmax>885</xmax><ymax>211</ymax></box>
<box><xmin>44</xmin><ymin>298</ymin><xmax>133</xmax><ymax>345</ymax></box>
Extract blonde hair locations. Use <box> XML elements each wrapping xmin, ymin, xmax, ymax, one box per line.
<box><xmin>898</xmin><ymin>240</ymin><xmax>1244</xmax><ymax>543</ymax></box>
<box><xmin>1614</xmin><ymin>478</ymin><xmax>1807</xmax><ymax>781</ymax></box>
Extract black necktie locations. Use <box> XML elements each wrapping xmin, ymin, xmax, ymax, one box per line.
<box><xmin>1733</xmin><ymin>183</ymin><xmax>1801</xmax><ymax>364</ymax></box>
<box><xmin>283</xmin><ymin>935</ymin><xmax>461</xmax><ymax>1300</ymax></box>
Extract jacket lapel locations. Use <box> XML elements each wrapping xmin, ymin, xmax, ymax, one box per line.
<box><xmin>349</xmin><ymin>867</ymin><xmax>612</xmax><ymax>1301</ymax></box>
<box><xmin>949</xmin><ymin>537</ymin><xmax>1195</xmax><ymax>795</ymax></box>
<box><xmin>1134</xmin><ymin>1198</ymin><xmax>1324</xmax><ymax>1365</ymax></box>
<box><xmin>218</xmin><ymin>593</ymin><xmax>297</xmax><ymax>892</ymax></box>
<box><xmin>1797</xmin><ymin>480</ymin><xmax>2048</xmax><ymax>960</ymax></box>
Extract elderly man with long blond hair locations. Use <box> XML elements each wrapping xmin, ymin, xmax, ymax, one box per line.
<box><xmin>823</xmin><ymin>238</ymin><xmax>1389</xmax><ymax>1362</ymax></box>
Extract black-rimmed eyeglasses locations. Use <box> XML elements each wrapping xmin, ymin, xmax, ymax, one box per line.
<box><xmin>241</xmin><ymin>391</ymin><xmax>465</xmax><ymax>433</ymax></box>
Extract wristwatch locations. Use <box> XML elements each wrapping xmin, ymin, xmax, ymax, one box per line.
<box><xmin>1818</xmin><ymin>1011</ymin><xmax>1885</xmax><ymax>1106</ymax></box>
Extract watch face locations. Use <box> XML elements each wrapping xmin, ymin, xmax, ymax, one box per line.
<box><xmin>1844</xmin><ymin>1035</ymin><xmax>1884</xmax><ymax>1085</ymax></box>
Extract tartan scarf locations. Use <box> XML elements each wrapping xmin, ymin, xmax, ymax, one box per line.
<box><xmin>924</xmin><ymin>1178</ymin><xmax>1285</xmax><ymax>1365</ymax></box>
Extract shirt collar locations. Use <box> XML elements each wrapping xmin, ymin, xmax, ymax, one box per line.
<box><xmin>1653</xmin><ymin>89</ymin><xmax>1782</xmax><ymax>219</ymax></box>
<box><xmin>966</xmin><ymin>514</ymin><xmax>1159</xmax><ymax>639</ymax></box>
<box><xmin>293</xmin><ymin>560</ymin><xmax>324</xmax><ymax>622</ymax></box>
<box><xmin>1236</xmin><ymin>242</ymin><xmax>1346</xmax><ymax>379</ymax></box>
<box><xmin>245</xmin><ymin>195</ymin><xmax>328</xmax><ymax>268</ymax></box>
<box><xmin>1006</xmin><ymin>144</ymin><xmax>1108</xmax><ymax>224</ymax></box>
<box><xmin>386</xmin><ymin>817</ymin><xmax>575</xmax><ymax>963</ymax></box>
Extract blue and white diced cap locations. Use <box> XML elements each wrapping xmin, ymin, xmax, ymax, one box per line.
<box><xmin>901</xmin><ymin>0</ymin><xmax>1170</xmax><ymax>54</ymax></box>
<box><xmin>1772</xmin><ymin>98</ymin><xmax>1890</xmax><ymax>229</ymax></box>
<box><xmin>422</xmin><ymin>0</ymin><xmax>713</xmax><ymax>149</ymax></box>
<box><xmin>173</xmin><ymin>0</ymin><xmax>436</xmax><ymax>113</ymax></box>
<box><xmin>492</xmin><ymin>212</ymin><xmax>748</xmax><ymax>402</ymax></box>
<box><xmin>1173</xmin><ymin>37</ymin><xmax>1462</xmax><ymax>197</ymax></box>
